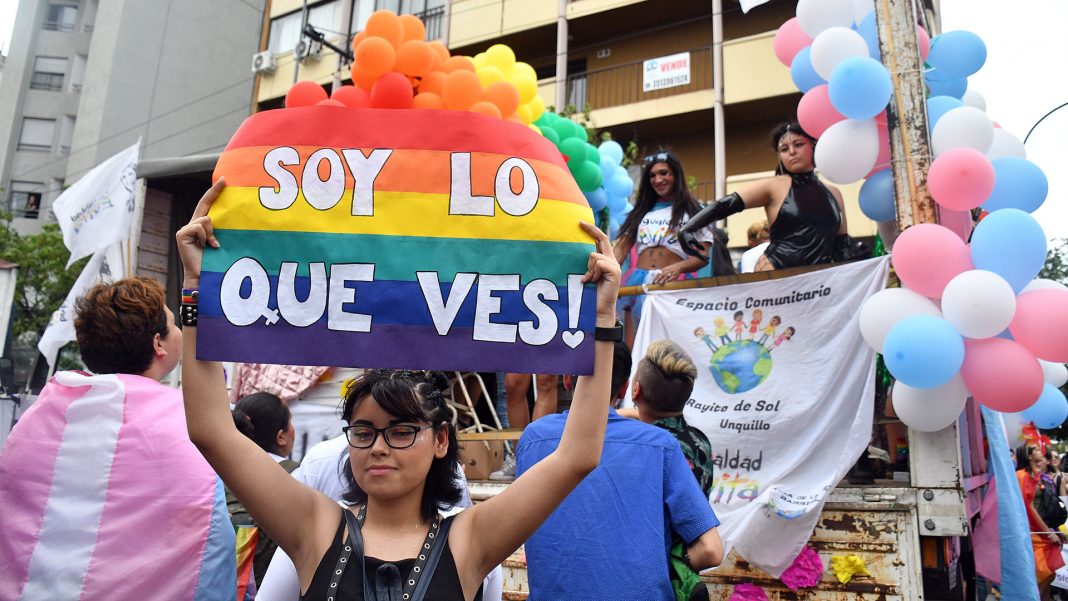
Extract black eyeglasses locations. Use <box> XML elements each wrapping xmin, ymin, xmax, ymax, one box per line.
<box><xmin>343</xmin><ymin>424</ymin><xmax>435</xmax><ymax>449</ymax></box>
<box><xmin>643</xmin><ymin>151</ymin><xmax>673</xmax><ymax>166</ymax></box>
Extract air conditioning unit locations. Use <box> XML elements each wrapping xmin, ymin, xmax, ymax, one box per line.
<box><xmin>294</xmin><ymin>39</ymin><xmax>323</xmax><ymax>63</ymax></box>
<box><xmin>251</xmin><ymin>50</ymin><xmax>276</xmax><ymax>74</ymax></box>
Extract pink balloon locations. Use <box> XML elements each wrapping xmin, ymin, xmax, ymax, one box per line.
<box><xmin>892</xmin><ymin>223</ymin><xmax>973</xmax><ymax>298</ymax></box>
<box><xmin>917</xmin><ymin>26</ymin><xmax>931</xmax><ymax>61</ymax></box>
<box><xmin>1010</xmin><ymin>289</ymin><xmax>1068</xmax><ymax>362</ymax></box>
<box><xmin>774</xmin><ymin>18</ymin><xmax>814</xmax><ymax>66</ymax></box>
<box><xmin>797</xmin><ymin>85</ymin><xmax>845</xmax><ymax>138</ymax></box>
<box><xmin>960</xmin><ymin>338</ymin><xmax>1044</xmax><ymax>412</ymax></box>
<box><xmin>927</xmin><ymin>147</ymin><xmax>995</xmax><ymax>211</ymax></box>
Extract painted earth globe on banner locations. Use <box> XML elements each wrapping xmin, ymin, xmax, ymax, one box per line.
<box><xmin>709</xmin><ymin>340</ymin><xmax>772</xmax><ymax>393</ymax></box>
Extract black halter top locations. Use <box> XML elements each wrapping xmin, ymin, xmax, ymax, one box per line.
<box><xmin>764</xmin><ymin>171</ymin><xmax>842</xmax><ymax>269</ymax></box>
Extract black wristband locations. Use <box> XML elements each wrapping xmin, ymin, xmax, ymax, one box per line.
<box><xmin>594</xmin><ymin>321</ymin><xmax>624</xmax><ymax>342</ymax></box>
<box><xmin>179</xmin><ymin>303</ymin><xmax>198</xmax><ymax>327</ymax></box>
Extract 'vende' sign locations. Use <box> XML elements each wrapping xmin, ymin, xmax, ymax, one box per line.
<box><xmin>642</xmin><ymin>51</ymin><xmax>691</xmax><ymax>92</ymax></box>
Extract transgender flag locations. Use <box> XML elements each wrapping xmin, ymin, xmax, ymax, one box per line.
<box><xmin>0</xmin><ymin>372</ymin><xmax>235</xmax><ymax>601</ymax></box>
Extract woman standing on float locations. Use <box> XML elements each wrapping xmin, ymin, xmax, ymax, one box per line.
<box><xmin>613</xmin><ymin>151</ymin><xmax>719</xmax><ymax>345</ymax></box>
<box><xmin>679</xmin><ymin>122</ymin><xmax>851</xmax><ymax>271</ymax></box>
<box><xmin>176</xmin><ymin>180</ymin><xmax>642</xmax><ymax>600</ymax></box>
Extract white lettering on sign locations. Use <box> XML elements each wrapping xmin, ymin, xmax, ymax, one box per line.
<box><xmin>302</xmin><ymin>149</ymin><xmax>346</xmax><ymax>210</ymax></box>
<box><xmin>277</xmin><ymin>262</ymin><xmax>327</xmax><ymax>327</ymax></box>
<box><xmin>418</xmin><ymin>271</ymin><xmax>477</xmax><ymax>336</ymax></box>
<box><xmin>449</xmin><ymin>153</ymin><xmax>540</xmax><ymax>216</ymax></box>
<box><xmin>327</xmin><ymin>263</ymin><xmax>374</xmax><ymax>332</ymax></box>
<box><xmin>340</xmin><ymin>148</ymin><xmax>392</xmax><ymax>216</ymax></box>
<box><xmin>494</xmin><ymin>158</ymin><xmax>539</xmax><ymax>216</ymax></box>
<box><xmin>642</xmin><ymin>51</ymin><xmax>691</xmax><ymax>92</ymax></box>
<box><xmin>221</xmin><ymin>258</ymin><xmax>280</xmax><ymax>325</ymax></box>
<box><xmin>519</xmin><ymin>279</ymin><xmax>559</xmax><ymax>345</ymax></box>
<box><xmin>473</xmin><ymin>274</ymin><xmax>520</xmax><ymax>343</ymax></box>
<box><xmin>259</xmin><ymin>147</ymin><xmax>300</xmax><ymax>210</ymax></box>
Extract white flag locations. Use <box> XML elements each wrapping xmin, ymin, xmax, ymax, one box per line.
<box><xmin>739</xmin><ymin>0</ymin><xmax>773</xmax><ymax>13</ymax></box>
<box><xmin>52</xmin><ymin>141</ymin><xmax>140</xmax><ymax>266</ymax></box>
<box><xmin>38</xmin><ymin>244</ymin><xmax>126</xmax><ymax>367</ymax></box>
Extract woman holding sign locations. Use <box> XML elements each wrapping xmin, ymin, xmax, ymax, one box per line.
<box><xmin>177</xmin><ymin>180</ymin><xmax>628</xmax><ymax>600</ymax></box>
<box><xmin>613</xmin><ymin>151</ymin><xmax>717</xmax><ymax>345</ymax></box>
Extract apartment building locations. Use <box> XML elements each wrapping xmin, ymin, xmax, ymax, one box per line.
<box><xmin>0</xmin><ymin>0</ymin><xmax>265</xmax><ymax>235</ymax></box>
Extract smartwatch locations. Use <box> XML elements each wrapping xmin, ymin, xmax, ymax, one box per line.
<box><xmin>594</xmin><ymin>320</ymin><xmax>624</xmax><ymax>342</ymax></box>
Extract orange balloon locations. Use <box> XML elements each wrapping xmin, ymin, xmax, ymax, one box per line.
<box><xmin>418</xmin><ymin>70</ymin><xmax>446</xmax><ymax>95</ymax></box>
<box><xmin>483</xmin><ymin>81</ymin><xmax>519</xmax><ymax>118</ymax></box>
<box><xmin>350</xmin><ymin>65</ymin><xmax>379</xmax><ymax>91</ymax></box>
<box><xmin>364</xmin><ymin>10</ymin><xmax>404</xmax><ymax>48</ymax></box>
<box><xmin>468</xmin><ymin>101</ymin><xmax>503</xmax><ymax>119</ymax></box>
<box><xmin>412</xmin><ymin>92</ymin><xmax>445</xmax><ymax>110</ymax></box>
<box><xmin>442</xmin><ymin>70</ymin><xmax>482</xmax><ymax>110</ymax></box>
<box><xmin>331</xmin><ymin>85</ymin><xmax>372</xmax><ymax>108</ymax></box>
<box><xmin>395</xmin><ymin>40</ymin><xmax>435</xmax><ymax>77</ymax></box>
<box><xmin>428</xmin><ymin>41</ymin><xmax>450</xmax><ymax>65</ymax></box>
<box><xmin>441</xmin><ymin>56</ymin><xmax>476</xmax><ymax>73</ymax></box>
<box><xmin>285</xmin><ymin>80</ymin><xmax>328</xmax><ymax>108</ymax></box>
<box><xmin>398</xmin><ymin>14</ymin><xmax>426</xmax><ymax>42</ymax></box>
<box><xmin>355</xmin><ymin>36</ymin><xmax>396</xmax><ymax>77</ymax></box>
<box><xmin>351</xmin><ymin>31</ymin><xmax>366</xmax><ymax>53</ymax></box>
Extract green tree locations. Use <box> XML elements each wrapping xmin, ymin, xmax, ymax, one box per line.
<box><xmin>1039</xmin><ymin>239</ymin><xmax>1068</xmax><ymax>285</ymax></box>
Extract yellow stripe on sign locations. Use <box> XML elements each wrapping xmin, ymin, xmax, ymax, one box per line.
<box><xmin>210</xmin><ymin>187</ymin><xmax>597</xmax><ymax>244</ymax></box>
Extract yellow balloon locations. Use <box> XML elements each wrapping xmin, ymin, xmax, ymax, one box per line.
<box><xmin>528</xmin><ymin>123</ymin><xmax>541</xmax><ymax>134</ymax></box>
<box><xmin>512</xmin><ymin>62</ymin><xmax>537</xmax><ymax>82</ymax></box>
<box><xmin>512</xmin><ymin>77</ymin><xmax>537</xmax><ymax>104</ymax></box>
<box><xmin>484</xmin><ymin>44</ymin><xmax>516</xmax><ymax>74</ymax></box>
<box><xmin>516</xmin><ymin>103</ymin><xmax>533</xmax><ymax>124</ymax></box>
<box><xmin>527</xmin><ymin>94</ymin><xmax>545</xmax><ymax>122</ymax></box>
<box><xmin>477</xmin><ymin>66</ymin><xmax>505</xmax><ymax>87</ymax></box>
<box><xmin>472</xmin><ymin>52</ymin><xmax>487</xmax><ymax>69</ymax></box>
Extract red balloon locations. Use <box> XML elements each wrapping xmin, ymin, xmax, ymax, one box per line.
<box><xmin>370</xmin><ymin>71</ymin><xmax>413</xmax><ymax>109</ymax></box>
<box><xmin>285</xmin><ymin>80</ymin><xmax>327</xmax><ymax>108</ymax></box>
<box><xmin>960</xmin><ymin>338</ymin><xmax>1044</xmax><ymax>412</ymax></box>
<box><xmin>331</xmin><ymin>85</ymin><xmax>371</xmax><ymax>108</ymax></box>
<box><xmin>316</xmin><ymin>99</ymin><xmax>346</xmax><ymax>107</ymax></box>
<box><xmin>1010</xmin><ymin>289</ymin><xmax>1068</xmax><ymax>362</ymax></box>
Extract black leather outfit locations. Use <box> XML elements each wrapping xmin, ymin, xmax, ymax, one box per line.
<box><xmin>763</xmin><ymin>171</ymin><xmax>842</xmax><ymax>269</ymax></box>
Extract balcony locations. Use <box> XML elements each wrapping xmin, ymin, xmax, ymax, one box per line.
<box><xmin>30</xmin><ymin>72</ymin><xmax>65</xmax><ymax>92</ymax></box>
<box><xmin>42</xmin><ymin>20</ymin><xmax>76</xmax><ymax>32</ymax></box>
<box><xmin>415</xmin><ymin>5</ymin><xmax>445</xmax><ymax>41</ymax></box>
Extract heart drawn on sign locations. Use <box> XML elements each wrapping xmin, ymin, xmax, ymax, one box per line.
<box><xmin>562</xmin><ymin>330</ymin><xmax>584</xmax><ymax>349</ymax></box>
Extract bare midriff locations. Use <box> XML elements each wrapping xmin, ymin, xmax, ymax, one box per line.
<box><xmin>636</xmin><ymin>247</ymin><xmax>684</xmax><ymax>270</ymax></box>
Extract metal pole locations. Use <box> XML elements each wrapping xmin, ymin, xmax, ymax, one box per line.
<box><xmin>874</xmin><ymin>0</ymin><xmax>937</xmax><ymax>231</ymax></box>
<box><xmin>711</xmin><ymin>0</ymin><xmax>726</xmax><ymax>200</ymax></box>
<box><xmin>554</xmin><ymin>0</ymin><xmax>568</xmax><ymax>112</ymax></box>
<box><xmin>293</xmin><ymin>0</ymin><xmax>308</xmax><ymax>84</ymax></box>
<box><xmin>333</xmin><ymin>0</ymin><xmax>355</xmax><ymax>92</ymax></box>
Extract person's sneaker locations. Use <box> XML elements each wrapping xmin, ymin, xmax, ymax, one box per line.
<box><xmin>488</xmin><ymin>455</ymin><xmax>516</xmax><ymax>481</ymax></box>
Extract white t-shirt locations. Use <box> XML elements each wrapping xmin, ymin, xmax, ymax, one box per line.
<box><xmin>741</xmin><ymin>242</ymin><xmax>770</xmax><ymax>273</ymax></box>
<box><xmin>633</xmin><ymin>204</ymin><xmax>714</xmax><ymax>259</ymax></box>
<box><xmin>255</xmin><ymin>436</ymin><xmax>500</xmax><ymax>601</ymax></box>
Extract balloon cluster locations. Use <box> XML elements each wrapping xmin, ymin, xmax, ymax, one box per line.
<box><xmin>576</xmin><ymin>139</ymin><xmax>634</xmax><ymax>237</ymax></box>
<box><xmin>530</xmin><ymin>111</ymin><xmax>603</xmax><ymax>194</ymax></box>
<box><xmin>283</xmin><ymin>10</ymin><xmax>545</xmax><ymax>128</ymax></box>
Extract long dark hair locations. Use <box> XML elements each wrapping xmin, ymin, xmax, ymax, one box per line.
<box><xmin>340</xmin><ymin>370</ymin><xmax>462</xmax><ymax>521</ymax></box>
<box><xmin>770</xmin><ymin>121</ymin><xmax>817</xmax><ymax>176</ymax></box>
<box><xmin>617</xmin><ymin>151</ymin><xmax>701</xmax><ymax>244</ymax></box>
<box><xmin>232</xmin><ymin>392</ymin><xmax>291</xmax><ymax>455</ymax></box>
<box><xmin>711</xmin><ymin>227</ymin><xmax>738</xmax><ymax>276</ymax></box>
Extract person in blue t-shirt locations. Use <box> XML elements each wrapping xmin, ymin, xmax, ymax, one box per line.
<box><xmin>516</xmin><ymin>341</ymin><xmax>723</xmax><ymax>601</ymax></box>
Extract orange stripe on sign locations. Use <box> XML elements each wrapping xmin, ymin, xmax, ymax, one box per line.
<box><xmin>214</xmin><ymin>146</ymin><xmax>588</xmax><ymax>207</ymax></box>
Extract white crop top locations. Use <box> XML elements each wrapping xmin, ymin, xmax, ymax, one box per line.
<box><xmin>633</xmin><ymin>204</ymin><xmax>714</xmax><ymax>259</ymax></box>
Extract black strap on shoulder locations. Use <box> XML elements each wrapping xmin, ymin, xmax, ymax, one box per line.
<box><xmin>408</xmin><ymin>515</ymin><xmax>455</xmax><ymax>601</ymax></box>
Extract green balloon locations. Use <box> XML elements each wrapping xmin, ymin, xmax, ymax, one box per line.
<box><xmin>584</xmin><ymin>142</ymin><xmax>600</xmax><ymax>164</ymax></box>
<box><xmin>534</xmin><ymin>112</ymin><xmax>553</xmax><ymax>128</ymax></box>
<box><xmin>570</xmin><ymin>120</ymin><xmax>589</xmax><ymax>142</ymax></box>
<box><xmin>574</xmin><ymin>160</ymin><xmax>602</xmax><ymax>192</ymax></box>
<box><xmin>552</xmin><ymin>118</ymin><xmax>573</xmax><ymax>141</ymax></box>
<box><xmin>560</xmin><ymin>138</ymin><xmax>588</xmax><ymax>167</ymax></box>
<box><xmin>539</xmin><ymin>126</ymin><xmax>560</xmax><ymax>146</ymax></box>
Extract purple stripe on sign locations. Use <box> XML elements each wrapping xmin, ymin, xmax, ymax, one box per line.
<box><xmin>195</xmin><ymin>317</ymin><xmax>596</xmax><ymax>375</ymax></box>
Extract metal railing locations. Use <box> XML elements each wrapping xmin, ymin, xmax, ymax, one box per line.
<box><xmin>564</xmin><ymin>46</ymin><xmax>713</xmax><ymax>112</ymax></box>
<box><xmin>42</xmin><ymin>20</ymin><xmax>76</xmax><ymax>32</ymax></box>
<box><xmin>16</xmin><ymin>143</ymin><xmax>51</xmax><ymax>152</ymax></box>
<box><xmin>29</xmin><ymin>72</ymin><xmax>64</xmax><ymax>92</ymax></box>
<box><xmin>414</xmin><ymin>6</ymin><xmax>445</xmax><ymax>41</ymax></box>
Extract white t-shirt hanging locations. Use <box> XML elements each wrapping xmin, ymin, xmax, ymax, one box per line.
<box><xmin>633</xmin><ymin>203</ymin><xmax>715</xmax><ymax>259</ymax></box>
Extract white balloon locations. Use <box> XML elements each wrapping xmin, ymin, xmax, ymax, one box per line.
<box><xmin>859</xmin><ymin>287</ymin><xmax>943</xmax><ymax>352</ymax></box>
<box><xmin>851</xmin><ymin>0</ymin><xmax>874</xmax><ymax>25</ymax></box>
<box><xmin>1041</xmin><ymin>360</ymin><xmax>1068</xmax><ymax>388</ymax></box>
<box><xmin>1023</xmin><ymin>278</ymin><xmax>1068</xmax><ymax>293</ymax></box>
<box><xmin>815</xmin><ymin>118</ymin><xmax>879</xmax><ymax>184</ymax></box>
<box><xmin>796</xmin><ymin>0</ymin><xmax>856</xmax><ymax>37</ymax></box>
<box><xmin>940</xmin><ymin>270</ymin><xmax>1016</xmax><ymax>338</ymax></box>
<box><xmin>962</xmin><ymin>89</ymin><xmax>987</xmax><ymax>112</ymax></box>
<box><xmin>1002</xmin><ymin>412</ymin><xmax>1027</xmax><ymax>448</ymax></box>
<box><xmin>811</xmin><ymin>27</ymin><xmax>870</xmax><ymax>80</ymax></box>
<box><xmin>932</xmin><ymin>106</ymin><xmax>994</xmax><ymax>156</ymax></box>
<box><xmin>986</xmin><ymin>128</ymin><xmax>1027</xmax><ymax>160</ymax></box>
<box><xmin>892</xmin><ymin>377</ymin><xmax>969</xmax><ymax>432</ymax></box>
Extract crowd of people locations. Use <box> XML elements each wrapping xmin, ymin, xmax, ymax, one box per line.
<box><xmin>0</xmin><ymin>120</ymin><xmax>880</xmax><ymax>601</ymax></box>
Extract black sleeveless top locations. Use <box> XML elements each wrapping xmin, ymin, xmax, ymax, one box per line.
<box><xmin>301</xmin><ymin>516</ymin><xmax>483</xmax><ymax>601</ymax></box>
<box><xmin>764</xmin><ymin>171</ymin><xmax>842</xmax><ymax>269</ymax></box>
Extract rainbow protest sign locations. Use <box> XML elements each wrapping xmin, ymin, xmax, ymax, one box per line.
<box><xmin>198</xmin><ymin>107</ymin><xmax>597</xmax><ymax>373</ymax></box>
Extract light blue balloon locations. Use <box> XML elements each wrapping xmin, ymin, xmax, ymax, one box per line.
<box><xmin>1021</xmin><ymin>384</ymin><xmax>1068</xmax><ymax>430</ymax></box>
<box><xmin>607</xmin><ymin>193</ymin><xmax>626</xmax><ymax>214</ymax></box>
<box><xmin>925</xmin><ymin>69</ymin><xmax>967</xmax><ymax>99</ymax></box>
<box><xmin>856</xmin><ymin>12</ymin><xmax>881</xmax><ymax>60</ymax></box>
<box><xmin>928</xmin><ymin>30</ymin><xmax>987</xmax><ymax>79</ymax></box>
<box><xmin>828</xmin><ymin>56</ymin><xmax>893</xmax><ymax>120</ymax></box>
<box><xmin>983</xmin><ymin>157</ymin><xmax>1049</xmax><ymax>213</ymax></box>
<box><xmin>606</xmin><ymin>173</ymin><xmax>633</xmax><ymax>198</ymax></box>
<box><xmin>790</xmin><ymin>47</ymin><xmax>825</xmax><ymax>93</ymax></box>
<box><xmin>598</xmin><ymin>140</ymin><xmax>624</xmax><ymax>165</ymax></box>
<box><xmin>599</xmin><ymin>155</ymin><xmax>617</xmax><ymax>173</ymax></box>
<box><xmin>858</xmin><ymin>169</ymin><xmax>896</xmax><ymax>222</ymax></box>
<box><xmin>927</xmin><ymin>96</ymin><xmax>964</xmax><ymax>129</ymax></box>
<box><xmin>970</xmin><ymin>208</ymin><xmax>1047</xmax><ymax>292</ymax></box>
<box><xmin>883</xmin><ymin>315</ymin><xmax>965</xmax><ymax>388</ymax></box>
<box><xmin>609</xmin><ymin>217</ymin><xmax>621</xmax><ymax>240</ymax></box>
<box><xmin>584</xmin><ymin>187</ymin><xmax>608</xmax><ymax>212</ymax></box>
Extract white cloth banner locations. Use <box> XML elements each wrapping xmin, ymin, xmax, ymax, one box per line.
<box><xmin>52</xmin><ymin>141</ymin><xmax>140</xmax><ymax>266</ymax></box>
<box><xmin>632</xmin><ymin>256</ymin><xmax>890</xmax><ymax>576</ymax></box>
<box><xmin>739</xmin><ymin>0</ymin><xmax>774</xmax><ymax>13</ymax></box>
<box><xmin>38</xmin><ymin>243</ymin><xmax>125</xmax><ymax>366</ymax></box>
